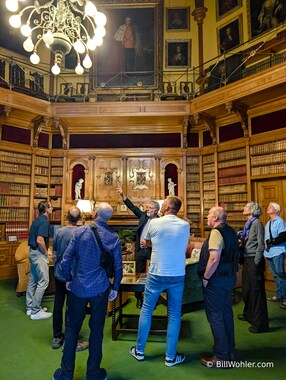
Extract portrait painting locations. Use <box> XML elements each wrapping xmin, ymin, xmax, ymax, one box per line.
<box><xmin>89</xmin><ymin>0</ymin><xmax>162</xmax><ymax>89</ymax></box>
<box><xmin>217</xmin><ymin>17</ymin><xmax>242</xmax><ymax>54</ymax></box>
<box><xmin>216</xmin><ymin>0</ymin><xmax>242</xmax><ymax>20</ymax></box>
<box><xmin>166</xmin><ymin>40</ymin><xmax>191</xmax><ymax>68</ymax></box>
<box><xmin>166</xmin><ymin>7</ymin><xmax>190</xmax><ymax>31</ymax></box>
<box><xmin>247</xmin><ymin>0</ymin><xmax>286</xmax><ymax>38</ymax></box>
<box><xmin>123</xmin><ymin>261</ymin><xmax>136</xmax><ymax>276</ymax></box>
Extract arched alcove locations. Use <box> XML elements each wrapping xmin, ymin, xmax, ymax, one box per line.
<box><xmin>72</xmin><ymin>164</ymin><xmax>85</xmax><ymax>200</ymax></box>
<box><xmin>165</xmin><ymin>163</ymin><xmax>178</xmax><ymax>196</ymax></box>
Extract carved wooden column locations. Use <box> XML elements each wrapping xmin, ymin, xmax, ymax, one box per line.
<box><xmin>155</xmin><ymin>156</ymin><xmax>161</xmax><ymax>199</ymax></box>
<box><xmin>89</xmin><ymin>156</ymin><xmax>95</xmax><ymax>200</ymax></box>
<box><xmin>192</xmin><ymin>1</ymin><xmax>208</xmax><ymax>80</ymax></box>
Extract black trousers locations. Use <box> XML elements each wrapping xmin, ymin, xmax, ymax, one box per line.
<box><xmin>241</xmin><ymin>256</ymin><xmax>269</xmax><ymax>332</ymax></box>
<box><xmin>53</xmin><ymin>278</ymin><xmax>67</xmax><ymax>339</ymax></box>
<box><xmin>135</xmin><ymin>247</ymin><xmax>151</xmax><ymax>300</ymax></box>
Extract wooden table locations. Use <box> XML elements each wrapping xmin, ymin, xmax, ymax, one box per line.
<box><xmin>111</xmin><ymin>275</ymin><xmax>167</xmax><ymax>340</ymax></box>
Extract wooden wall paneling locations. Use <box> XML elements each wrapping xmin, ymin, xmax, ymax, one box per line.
<box><xmin>94</xmin><ymin>156</ymin><xmax>123</xmax><ymax>205</ymax></box>
<box><xmin>126</xmin><ymin>157</ymin><xmax>156</xmax><ymax>207</ymax></box>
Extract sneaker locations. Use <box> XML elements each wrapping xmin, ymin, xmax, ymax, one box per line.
<box><xmin>76</xmin><ymin>341</ymin><xmax>89</xmax><ymax>352</ymax></box>
<box><xmin>53</xmin><ymin>368</ymin><xmax>72</xmax><ymax>380</ymax></box>
<box><xmin>130</xmin><ymin>346</ymin><xmax>144</xmax><ymax>361</ymax></box>
<box><xmin>52</xmin><ymin>337</ymin><xmax>64</xmax><ymax>349</ymax></box>
<box><xmin>26</xmin><ymin>307</ymin><xmax>48</xmax><ymax>316</ymax></box>
<box><xmin>165</xmin><ymin>352</ymin><xmax>185</xmax><ymax>367</ymax></box>
<box><xmin>30</xmin><ymin>309</ymin><xmax>52</xmax><ymax>320</ymax></box>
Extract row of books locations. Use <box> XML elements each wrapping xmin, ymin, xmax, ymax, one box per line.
<box><xmin>49</xmin><ymin>185</ymin><xmax>62</xmax><ymax>197</ymax></box>
<box><xmin>186</xmin><ymin>183</ymin><xmax>200</xmax><ymax>191</ymax></box>
<box><xmin>203</xmin><ymin>163</ymin><xmax>215</xmax><ymax>173</ymax></box>
<box><xmin>35</xmin><ymin>166</ymin><xmax>49</xmax><ymax>175</ymax></box>
<box><xmin>0</xmin><ymin>162</ymin><xmax>31</xmax><ymax>174</ymax></box>
<box><xmin>0</xmin><ymin>195</ymin><xmax>30</xmax><ymax>207</ymax></box>
<box><xmin>0</xmin><ymin>183</ymin><xmax>30</xmax><ymax>195</ymax></box>
<box><xmin>0</xmin><ymin>173</ymin><xmax>30</xmax><ymax>183</ymax></box>
<box><xmin>218</xmin><ymin>175</ymin><xmax>247</xmax><ymax>185</ymax></box>
<box><xmin>250</xmin><ymin>140</ymin><xmax>286</xmax><ymax>155</ymax></box>
<box><xmin>34</xmin><ymin>175</ymin><xmax>49</xmax><ymax>184</ymax></box>
<box><xmin>50</xmin><ymin>176</ymin><xmax>63</xmax><ymax>184</ymax></box>
<box><xmin>203</xmin><ymin>173</ymin><xmax>215</xmax><ymax>182</ymax></box>
<box><xmin>5</xmin><ymin>222</ymin><xmax>29</xmax><ymax>240</ymax></box>
<box><xmin>219</xmin><ymin>183</ymin><xmax>246</xmax><ymax>194</ymax></box>
<box><xmin>0</xmin><ymin>208</ymin><xmax>29</xmax><ymax>221</ymax></box>
<box><xmin>50</xmin><ymin>167</ymin><xmax>63</xmax><ymax>175</ymax></box>
<box><xmin>186</xmin><ymin>156</ymin><xmax>199</xmax><ymax>165</ymax></box>
<box><xmin>35</xmin><ymin>156</ymin><xmax>49</xmax><ymax>167</ymax></box>
<box><xmin>251</xmin><ymin>163</ymin><xmax>286</xmax><ymax>176</ymax></box>
<box><xmin>51</xmin><ymin>158</ymin><xmax>63</xmax><ymax>166</ymax></box>
<box><xmin>202</xmin><ymin>154</ymin><xmax>214</xmax><ymax>164</ymax></box>
<box><xmin>251</xmin><ymin>152</ymin><xmax>286</xmax><ymax>166</ymax></box>
<box><xmin>34</xmin><ymin>186</ymin><xmax>48</xmax><ymax>197</ymax></box>
<box><xmin>0</xmin><ymin>151</ymin><xmax>31</xmax><ymax>165</ymax></box>
<box><xmin>218</xmin><ymin>148</ymin><xmax>246</xmax><ymax>161</ymax></box>
<box><xmin>218</xmin><ymin>157</ymin><xmax>246</xmax><ymax>168</ymax></box>
<box><xmin>219</xmin><ymin>193</ymin><xmax>248</xmax><ymax>202</ymax></box>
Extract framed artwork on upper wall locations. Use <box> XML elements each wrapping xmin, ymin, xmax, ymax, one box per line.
<box><xmin>216</xmin><ymin>0</ymin><xmax>242</xmax><ymax>20</ymax></box>
<box><xmin>88</xmin><ymin>0</ymin><xmax>163</xmax><ymax>89</ymax></box>
<box><xmin>247</xmin><ymin>0</ymin><xmax>286</xmax><ymax>39</ymax></box>
<box><xmin>165</xmin><ymin>40</ymin><xmax>191</xmax><ymax>68</ymax></box>
<box><xmin>166</xmin><ymin>7</ymin><xmax>190</xmax><ymax>31</ymax></box>
<box><xmin>217</xmin><ymin>16</ymin><xmax>243</xmax><ymax>54</ymax></box>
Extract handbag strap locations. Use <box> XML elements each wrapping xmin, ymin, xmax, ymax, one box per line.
<box><xmin>90</xmin><ymin>224</ymin><xmax>106</xmax><ymax>254</ymax></box>
<box><xmin>269</xmin><ymin>220</ymin><xmax>273</xmax><ymax>240</ymax></box>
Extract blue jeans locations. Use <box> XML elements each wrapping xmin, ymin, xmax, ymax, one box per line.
<box><xmin>266</xmin><ymin>253</ymin><xmax>286</xmax><ymax>301</ymax></box>
<box><xmin>136</xmin><ymin>273</ymin><xmax>185</xmax><ymax>359</ymax></box>
<box><xmin>60</xmin><ymin>289</ymin><xmax>109</xmax><ymax>380</ymax></box>
<box><xmin>203</xmin><ymin>275</ymin><xmax>236</xmax><ymax>361</ymax></box>
<box><xmin>26</xmin><ymin>249</ymin><xmax>49</xmax><ymax>314</ymax></box>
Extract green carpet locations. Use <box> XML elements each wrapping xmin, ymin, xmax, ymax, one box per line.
<box><xmin>0</xmin><ymin>279</ymin><xmax>285</xmax><ymax>379</ymax></box>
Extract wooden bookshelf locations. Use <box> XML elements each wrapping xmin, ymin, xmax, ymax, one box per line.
<box><xmin>33</xmin><ymin>153</ymin><xmax>49</xmax><ymax>218</ymax></box>
<box><xmin>202</xmin><ymin>153</ymin><xmax>216</xmax><ymax>237</ymax></box>
<box><xmin>218</xmin><ymin>147</ymin><xmax>247</xmax><ymax>231</ymax></box>
<box><xmin>250</xmin><ymin>139</ymin><xmax>286</xmax><ymax>178</ymax></box>
<box><xmin>50</xmin><ymin>156</ymin><xmax>64</xmax><ymax>223</ymax></box>
<box><xmin>0</xmin><ymin>150</ymin><xmax>31</xmax><ymax>239</ymax></box>
<box><xmin>186</xmin><ymin>154</ymin><xmax>201</xmax><ymax>236</ymax></box>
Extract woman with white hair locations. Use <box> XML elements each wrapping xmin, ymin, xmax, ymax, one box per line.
<box><xmin>237</xmin><ymin>201</ymin><xmax>269</xmax><ymax>333</ymax></box>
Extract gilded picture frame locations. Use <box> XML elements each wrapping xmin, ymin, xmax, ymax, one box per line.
<box><xmin>166</xmin><ymin>7</ymin><xmax>190</xmax><ymax>31</ymax></box>
<box><xmin>166</xmin><ymin>40</ymin><xmax>191</xmax><ymax>69</ymax></box>
<box><xmin>216</xmin><ymin>0</ymin><xmax>242</xmax><ymax>20</ymax></box>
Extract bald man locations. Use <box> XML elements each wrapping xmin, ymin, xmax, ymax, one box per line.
<box><xmin>198</xmin><ymin>206</ymin><xmax>239</xmax><ymax>368</ymax></box>
<box><xmin>53</xmin><ymin>203</ymin><xmax>123</xmax><ymax>380</ymax></box>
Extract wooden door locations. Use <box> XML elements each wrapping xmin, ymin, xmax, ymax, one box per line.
<box><xmin>254</xmin><ymin>179</ymin><xmax>286</xmax><ymax>291</ymax></box>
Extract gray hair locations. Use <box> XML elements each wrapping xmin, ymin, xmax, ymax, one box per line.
<box><xmin>270</xmin><ymin>202</ymin><xmax>281</xmax><ymax>213</ymax></box>
<box><xmin>247</xmin><ymin>201</ymin><xmax>262</xmax><ymax>217</ymax></box>
<box><xmin>149</xmin><ymin>200</ymin><xmax>160</xmax><ymax>212</ymax></box>
<box><xmin>95</xmin><ymin>202</ymin><xmax>113</xmax><ymax>222</ymax></box>
<box><xmin>210</xmin><ymin>206</ymin><xmax>227</xmax><ymax>223</ymax></box>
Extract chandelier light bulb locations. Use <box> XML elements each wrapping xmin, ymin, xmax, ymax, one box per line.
<box><xmin>95</xmin><ymin>26</ymin><xmax>106</xmax><ymax>38</ymax></box>
<box><xmin>94</xmin><ymin>35</ymin><xmax>103</xmax><ymax>47</ymax></box>
<box><xmin>75</xmin><ymin>63</ymin><xmax>84</xmax><ymax>75</ymax></box>
<box><xmin>51</xmin><ymin>63</ymin><xmax>61</xmax><ymax>75</ymax></box>
<box><xmin>21</xmin><ymin>24</ymin><xmax>32</xmax><ymax>37</ymax></box>
<box><xmin>5</xmin><ymin>0</ymin><xmax>19</xmax><ymax>12</ymax></box>
<box><xmin>23</xmin><ymin>36</ymin><xmax>34</xmax><ymax>52</ymax></box>
<box><xmin>43</xmin><ymin>30</ymin><xmax>54</xmax><ymax>45</ymax></box>
<box><xmin>9</xmin><ymin>14</ymin><xmax>21</xmax><ymax>28</ymax></box>
<box><xmin>85</xmin><ymin>1</ymin><xmax>97</xmax><ymax>17</ymax></box>
<box><xmin>74</xmin><ymin>39</ymin><xmax>85</xmax><ymax>54</ymax></box>
<box><xmin>87</xmin><ymin>38</ymin><xmax>97</xmax><ymax>51</ymax></box>
<box><xmin>94</xmin><ymin>12</ymin><xmax>107</xmax><ymax>27</ymax></box>
<box><xmin>83</xmin><ymin>54</ymin><xmax>92</xmax><ymax>69</ymax></box>
<box><xmin>30</xmin><ymin>52</ymin><xmax>40</xmax><ymax>65</ymax></box>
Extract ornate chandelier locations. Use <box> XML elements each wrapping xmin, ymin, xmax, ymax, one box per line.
<box><xmin>5</xmin><ymin>0</ymin><xmax>107</xmax><ymax>75</ymax></box>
